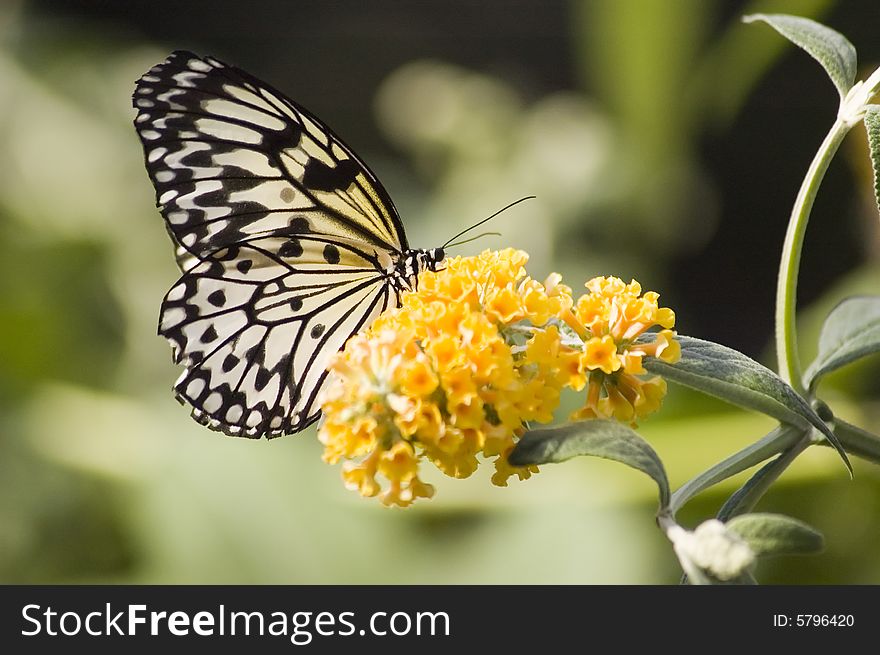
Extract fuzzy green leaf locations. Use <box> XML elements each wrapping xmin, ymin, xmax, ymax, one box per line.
<box><xmin>744</xmin><ymin>13</ymin><xmax>857</xmax><ymax>99</ymax></box>
<box><xmin>805</xmin><ymin>295</ymin><xmax>880</xmax><ymax>390</ymax></box>
<box><xmin>644</xmin><ymin>336</ymin><xmax>850</xmax><ymax>474</ymax></box>
<box><xmin>726</xmin><ymin>513</ymin><xmax>824</xmax><ymax>557</ymax></box>
<box><xmin>717</xmin><ymin>443</ymin><xmax>804</xmax><ymax>522</ymax></box>
<box><xmin>509</xmin><ymin>420</ymin><xmax>669</xmax><ymax>509</ymax></box>
<box><xmin>864</xmin><ymin>107</ymin><xmax>880</xmax><ymax>219</ymax></box>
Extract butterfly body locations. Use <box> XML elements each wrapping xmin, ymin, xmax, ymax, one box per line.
<box><xmin>134</xmin><ymin>51</ymin><xmax>443</xmax><ymax>438</ymax></box>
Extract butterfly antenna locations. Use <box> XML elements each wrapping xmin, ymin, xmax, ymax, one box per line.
<box><xmin>441</xmin><ymin>196</ymin><xmax>535</xmax><ymax>249</ymax></box>
<box><xmin>445</xmin><ymin>231</ymin><xmax>502</xmax><ymax>249</ymax></box>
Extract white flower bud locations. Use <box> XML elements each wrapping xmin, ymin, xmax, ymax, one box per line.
<box><xmin>669</xmin><ymin>519</ymin><xmax>755</xmax><ymax>582</ymax></box>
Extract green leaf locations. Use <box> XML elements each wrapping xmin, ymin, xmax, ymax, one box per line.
<box><xmin>864</xmin><ymin>107</ymin><xmax>880</xmax><ymax>219</ymax></box>
<box><xmin>803</xmin><ymin>295</ymin><xmax>880</xmax><ymax>390</ymax></box>
<box><xmin>717</xmin><ymin>440</ymin><xmax>806</xmax><ymax>522</ymax></box>
<box><xmin>743</xmin><ymin>13</ymin><xmax>857</xmax><ymax>100</ymax></box>
<box><xmin>509</xmin><ymin>420</ymin><xmax>670</xmax><ymax>509</ymax></box>
<box><xmin>643</xmin><ymin>336</ymin><xmax>850</xmax><ymax>474</ymax></box>
<box><xmin>669</xmin><ymin>425</ymin><xmax>803</xmax><ymax>516</ymax></box>
<box><xmin>726</xmin><ymin>513</ymin><xmax>824</xmax><ymax>557</ymax></box>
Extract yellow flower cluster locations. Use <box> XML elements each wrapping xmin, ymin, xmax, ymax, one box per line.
<box><xmin>553</xmin><ymin>276</ymin><xmax>680</xmax><ymax>424</ymax></box>
<box><xmin>319</xmin><ymin>249</ymin><xmax>679</xmax><ymax>506</ymax></box>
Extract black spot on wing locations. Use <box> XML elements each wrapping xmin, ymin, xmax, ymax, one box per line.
<box><xmin>288</xmin><ymin>216</ymin><xmax>310</xmax><ymax>233</ymax></box>
<box><xmin>278</xmin><ymin>239</ymin><xmax>304</xmax><ymax>259</ymax></box>
<box><xmin>262</xmin><ymin>121</ymin><xmax>302</xmax><ymax>152</ymax></box>
<box><xmin>254</xmin><ymin>367</ymin><xmax>273</xmax><ymax>392</ymax></box>
<box><xmin>302</xmin><ymin>158</ymin><xmax>360</xmax><ymax>192</ymax></box>
<box><xmin>207</xmin><ymin>290</ymin><xmax>226</xmax><ymax>307</ymax></box>
<box><xmin>322</xmin><ymin>244</ymin><xmax>340</xmax><ymax>264</ymax></box>
<box><xmin>222</xmin><ymin>353</ymin><xmax>240</xmax><ymax>373</ymax></box>
<box><xmin>200</xmin><ymin>325</ymin><xmax>219</xmax><ymax>343</ymax></box>
<box><xmin>310</xmin><ymin>324</ymin><xmax>325</xmax><ymax>339</ymax></box>
<box><xmin>205</xmin><ymin>261</ymin><xmax>226</xmax><ymax>277</ymax></box>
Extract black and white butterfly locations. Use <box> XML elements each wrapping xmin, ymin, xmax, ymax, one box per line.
<box><xmin>133</xmin><ymin>51</ymin><xmax>445</xmax><ymax>438</ymax></box>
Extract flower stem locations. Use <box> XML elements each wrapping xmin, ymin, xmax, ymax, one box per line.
<box><xmin>775</xmin><ymin>119</ymin><xmax>851</xmax><ymax>394</ymax></box>
<box><xmin>827</xmin><ymin>419</ymin><xmax>880</xmax><ymax>466</ymax></box>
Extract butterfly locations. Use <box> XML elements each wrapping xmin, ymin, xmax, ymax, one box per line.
<box><xmin>132</xmin><ymin>51</ymin><xmax>445</xmax><ymax>438</ymax></box>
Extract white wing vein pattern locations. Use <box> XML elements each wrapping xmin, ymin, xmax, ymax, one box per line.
<box><xmin>133</xmin><ymin>50</ymin><xmax>408</xmax><ymax>437</ymax></box>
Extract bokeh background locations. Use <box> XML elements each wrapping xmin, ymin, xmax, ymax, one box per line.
<box><xmin>2</xmin><ymin>0</ymin><xmax>879</xmax><ymax>584</ymax></box>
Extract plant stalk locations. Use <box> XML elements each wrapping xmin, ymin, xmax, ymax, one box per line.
<box><xmin>775</xmin><ymin>119</ymin><xmax>851</xmax><ymax>394</ymax></box>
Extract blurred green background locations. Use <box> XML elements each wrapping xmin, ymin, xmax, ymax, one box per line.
<box><xmin>1</xmin><ymin>0</ymin><xmax>879</xmax><ymax>584</ymax></box>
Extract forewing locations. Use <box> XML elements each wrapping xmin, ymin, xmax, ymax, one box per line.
<box><xmin>133</xmin><ymin>50</ymin><xmax>407</xmax><ymax>269</ymax></box>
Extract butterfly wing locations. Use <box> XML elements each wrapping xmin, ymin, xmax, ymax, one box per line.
<box><xmin>162</xmin><ymin>237</ymin><xmax>395</xmax><ymax>436</ymax></box>
<box><xmin>133</xmin><ymin>50</ymin><xmax>408</xmax><ymax>264</ymax></box>
<box><xmin>133</xmin><ymin>51</ymin><xmax>406</xmax><ymax>437</ymax></box>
